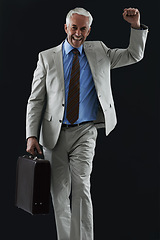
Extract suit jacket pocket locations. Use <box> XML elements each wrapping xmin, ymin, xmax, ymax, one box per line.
<box><xmin>43</xmin><ymin>111</ymin><xmax>52</xmax><ymax>121</ymax></box>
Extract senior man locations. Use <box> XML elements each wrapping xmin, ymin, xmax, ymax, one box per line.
<box><xmin>26</xmin><ymin>7</ymin><xmax>148</xmax><ymax>240</ymax></box>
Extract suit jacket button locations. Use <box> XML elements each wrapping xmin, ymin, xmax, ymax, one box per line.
<box><xmin>62</xmin><ymin>104</ymin><xmax>65</xmax><ymax>107</ymax></box>
<box><xmin>59</xmin><ymin>120</ymin><xmax>62</xmax><ymax>123</ymax></box>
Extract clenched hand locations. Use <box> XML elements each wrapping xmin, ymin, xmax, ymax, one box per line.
<box><xmin>123</xmin><ymin>8</ymin><xmax>140</xmax><ymax>29</ymax></box>
<box><xmin>26</xmin><ymin>137</ymin><xmax>42</xmax><ymax>156</ymax></box>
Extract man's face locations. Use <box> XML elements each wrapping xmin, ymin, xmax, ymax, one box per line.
<box><xmin>64</xmin><ymin>13</ymin><xmax>91</xmax><ymax>48</ymax></box>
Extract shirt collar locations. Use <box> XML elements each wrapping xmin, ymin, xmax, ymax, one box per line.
<box><xmin>63</xmin><ymin>38</ymin><xmax>83</xmax><ymax>55</ymax></box>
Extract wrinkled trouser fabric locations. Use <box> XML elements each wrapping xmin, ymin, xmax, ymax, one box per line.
<box><xmin>43</xmin><ymin>123</ymin><xmax>97</xmax><ymax>240</ymax></box>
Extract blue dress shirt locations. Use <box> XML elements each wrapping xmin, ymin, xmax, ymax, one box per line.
<box><xmin>62</xmin><ymin>39</ymin><xmax>99</xmax><ymax>125</ymax></box>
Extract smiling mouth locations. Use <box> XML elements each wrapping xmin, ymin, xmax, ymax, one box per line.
<box><xmin>72</xmin><ymin>36</ymin><xmax>83</xmax><ymax>41</ymax></box>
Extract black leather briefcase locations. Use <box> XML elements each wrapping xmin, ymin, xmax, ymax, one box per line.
<box><xmin>15</xmin><ymin>155</ymin><xmax>51</xmax><ymax>215</ymax></box>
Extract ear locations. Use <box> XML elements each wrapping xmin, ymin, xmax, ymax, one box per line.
<box><xmin>87</xmin><ymin>27</ymin><xmax>91</xmax><ymax>36</ymax></box>
<box><xmin>64</xmin><ymin>24</ymin><xmax>68</xmax><ymax>34</ymax></box>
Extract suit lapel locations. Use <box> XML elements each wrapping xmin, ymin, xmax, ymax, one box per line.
<box><xmin>52</xmin><ymin>42</ymin><xmax>65</xmax><ymax>89</ymax></box>
<box><xmin>84</xmin><ymin>42</ymin><xmax>97</xmax><ymax>79</ymax></box>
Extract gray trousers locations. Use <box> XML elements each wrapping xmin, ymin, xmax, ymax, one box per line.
<box><xmin>43</xmin><ymin>123</ymin><xmax>97</xmax><ymax>240</ymax></box>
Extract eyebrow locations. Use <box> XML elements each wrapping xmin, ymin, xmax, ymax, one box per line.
<box><xmin>72</xmin><ymin>24</ymin><xmax>87</xmax><ymax>29</ymax></box>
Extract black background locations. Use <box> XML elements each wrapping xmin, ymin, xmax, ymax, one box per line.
<box><xmin>1</xmin><ymin>0</ymin><xmax>159</xmax><ymax>239</ymax></box>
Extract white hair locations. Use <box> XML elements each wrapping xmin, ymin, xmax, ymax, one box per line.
<box><xmin>66</xmin><ymin>7</ymin><xmax>93</xmax><ymax>28</ymax></box>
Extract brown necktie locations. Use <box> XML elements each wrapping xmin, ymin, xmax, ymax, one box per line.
<box><xmin>66</xmin><ymin>49</ymin><xmax>80</xmax><ymax>124</ymax></box>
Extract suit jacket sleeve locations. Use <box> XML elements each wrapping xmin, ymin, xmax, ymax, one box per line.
<box><xmin>101</xmin><ymin>25</ymin><xmax>148</xmax><ymax>69</ymax></box>
<box><xmin>26</xmin><ymin>52</ymin><xmax>46</xmax><ymax>139</ymax></box>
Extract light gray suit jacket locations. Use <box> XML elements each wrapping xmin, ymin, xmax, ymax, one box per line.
<box><xmin>26</xmin><ymin>27</ymin><xmax>148</xmax><ymax>149</ymax></box>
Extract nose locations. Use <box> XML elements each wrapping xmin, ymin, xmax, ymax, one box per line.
<box><xmin>75</xmin><ymin>29</ymin><xmax>81</xmax><ymax>36</ymax></box>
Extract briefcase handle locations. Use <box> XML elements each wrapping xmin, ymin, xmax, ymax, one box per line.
<box><xmin>24</xmin><ymin>149</ymin><xmax>44</xmax><ymax>161</ymax></box>
<box><xmin>23</xmin><ymin>155</ymin><xmax>44</xmax><ymax>161</ymax></box>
